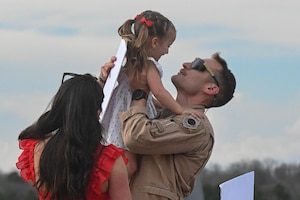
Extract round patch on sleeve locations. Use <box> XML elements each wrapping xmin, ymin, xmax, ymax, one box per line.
<box><xmin>183</xmin><ymin>115</ymin><xmax>201</xmax><ymax>129</ymax></box>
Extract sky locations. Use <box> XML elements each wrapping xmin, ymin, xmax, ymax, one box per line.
<box><xmin>1</xmin><ymin>0</ymin><xmax>300</xmax><ymax>173</ymax></box>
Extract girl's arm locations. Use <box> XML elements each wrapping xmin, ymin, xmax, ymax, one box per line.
<box><xmin>147</xmin><ymin>63</ymin><xmax>183</xmax><ymax>114</ymax></box>
<box><xmin>109</xmin><ymin>156</ymin><xmax>132</xmax><ymax>200</ymax></box>
<box><xmin>147</xmin><ymin>63</ymin><xmax>204</xmax><ymax>118</ymax></box>
<box><xmin>152</xmin><ymin>97</ymin><xmax>163</xmax><ymax>109</ymax></box>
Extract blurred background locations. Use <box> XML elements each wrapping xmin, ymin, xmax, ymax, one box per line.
<box><xmin>1</xmin><ymin>0</ymin><xmax>300</xmax><ymax>199</ymax></box>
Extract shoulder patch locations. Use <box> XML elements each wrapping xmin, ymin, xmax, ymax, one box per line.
<box><xmin>182</xmin><ymin>115</ymin><xmax>201</xmax><ymax>129</ymax></box>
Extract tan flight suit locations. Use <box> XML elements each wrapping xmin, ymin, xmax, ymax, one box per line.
<box><xmin>120</xmin><ymin>105</ymin><xmax>214</xmax><ymax>200</ymax></box>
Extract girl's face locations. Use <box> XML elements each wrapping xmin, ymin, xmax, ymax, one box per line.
<box><xmin>149</xmin><ymin>29</ymin><xmax>176</xmax><ymax>61</ymax></box>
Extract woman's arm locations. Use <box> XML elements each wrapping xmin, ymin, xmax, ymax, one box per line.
<box><xmin>109</xmin><ymin>156</ymin><xmax>132</xmax><ymax>200</ymax></box>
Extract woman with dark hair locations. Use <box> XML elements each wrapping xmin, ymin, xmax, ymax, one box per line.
<box><xmin>16</xmin><ymin>73</ymin><xmax>132</xmax><ymax>200</ymax></box>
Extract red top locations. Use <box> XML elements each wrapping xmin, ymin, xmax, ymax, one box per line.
<box><xmin>16</xmin><ymin>139</ymin><xmax>128</xmax><ymax>200</ymax></box>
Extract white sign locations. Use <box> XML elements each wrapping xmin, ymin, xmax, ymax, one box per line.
<box><xmin>219</xmin><ymin>171</ymin><xmax>255</xmax><ymax>200</ymax></box>
<box><xmin>100</xmin><ymin>39</ymin><xmax>127</xmax><ymax>121</ymax></box>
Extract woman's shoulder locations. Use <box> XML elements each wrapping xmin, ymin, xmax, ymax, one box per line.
<box><xmin>18</xmin><ymin>139</ymin><xmax>39</xmax><ymax>149</ymax></box>
<box><xmin>16</xmin><ymin>139</ymin><xmax>40</xmax><ymax>183</ymax></box>
<box><xmin>95</xmin><ymin>144</ymin><xmax>127</xmax><ymax>163</ymax></box>
<box><xmin>93</xmin><ymin>144</ymin><xmax>128</xmax><ymax>175</ymax></box>
<box><xmin>88</xmin><ymin>144</ymin><xmax>128</xmax><ymax>196</ymax></box>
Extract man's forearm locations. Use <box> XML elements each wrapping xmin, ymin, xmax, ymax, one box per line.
<box><xmin>120</xmin><ymin>103</ymin><xmax>207</xmax><ymax>155</ymax></box>
<box><xmin>119</xmin><ymin>104</ymin><xmax>152</xmax><ymax>154</ymax></box>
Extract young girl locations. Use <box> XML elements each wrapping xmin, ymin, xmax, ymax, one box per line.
<box><xmin>101</xmin><ymin>10</ymin><xmax>203</xmax><ymax>177</ymax></box>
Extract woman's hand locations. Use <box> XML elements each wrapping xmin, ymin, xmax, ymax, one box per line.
<box><xmin>98</xmin><ymin>56</ymin><xmax>117</xmax><ymax>85</ymax></box>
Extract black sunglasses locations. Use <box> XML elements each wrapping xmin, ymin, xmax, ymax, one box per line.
<box><xmin>61</xmin><ymin>72</ymin><xmax>98</xmax><ymax>84</ymax></box>
<box><xmin>191</xmin><ymin>58</ymin><xmax>220</xmax><ymax>87</ymax></box>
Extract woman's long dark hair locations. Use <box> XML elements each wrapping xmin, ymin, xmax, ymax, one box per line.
<box><xmin>18</xmin><ymin>74</ymin><xmax>104</xmax><ymax>200</ymax></box>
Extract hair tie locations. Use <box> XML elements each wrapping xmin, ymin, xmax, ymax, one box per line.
<box><xmin>134</xmin><ymin>14</ymin><xmax>140</xmax><ymax>20</ymax></box>
<box><xmin>139</xmin><ymin>17</ymin><xmax>153</xmax><ymax>27</ymax></box>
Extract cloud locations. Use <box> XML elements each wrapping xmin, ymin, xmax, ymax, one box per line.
<box><xmin>0</xmin><ymin>140</ymin><xmax>20</xmax><ymax>174</ymax></box>
<box><xmin>0</xmin><ymin>29</ymin><xmax>118</xmax><ymax>69</ymax></box>
<box><xmin>208</xmin><ymin>131</ymin><xmax>300</xmax><ymax>169</ymax></box>
<box><xmin>287</xmin><ymin>117</ymin><xmax>300</xmax><ymax>136</ymax></box>
<box><xmin>1</xmin><ymin>0</ymin><xmax>300</xmax><ymax>173</ymax></box>
<box><xmin>2</xmin><ymin>0</ymin><xmax>299</xmax><ymax>49</ymax></box>
<box><xmin>0</xmin><ymin>93</ymin><xmax>53</xmax><ymax>122</ymax></box>
<box><xmin>206</xmin><ymin>91</ymin><xmax>300</xmax><ymax>167</ymax></box>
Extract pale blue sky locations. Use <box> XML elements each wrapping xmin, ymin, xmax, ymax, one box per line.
<box><xmin>1</xmin><ymin>0</ymin><xmax>300</xmax><ymax>173</ymax></box>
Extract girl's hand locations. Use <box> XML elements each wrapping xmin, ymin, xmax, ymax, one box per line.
<box><xmin>182</xmin><ymin>108</ymin><xmax>205</xmax><ymax>119</ymax></box>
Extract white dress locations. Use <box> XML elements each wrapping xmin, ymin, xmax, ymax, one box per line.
<box><xmin>101</xmin><ymin>57</ymin><xmax>163</xmax><ymax>149</ymax></box>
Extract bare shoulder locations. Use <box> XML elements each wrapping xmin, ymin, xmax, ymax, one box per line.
<box><xmin>34</xmin><ymin>138</ymin><xmax>50</xmax><ymax>183</ymax></box>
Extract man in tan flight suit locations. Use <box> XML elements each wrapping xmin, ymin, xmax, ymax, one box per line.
<box><xmin>100</xmin><ymin>53</ymin><xmax>236</xmax><ymax>200</ymax></box>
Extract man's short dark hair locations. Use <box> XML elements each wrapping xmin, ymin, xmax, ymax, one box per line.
<box><xmin>209</xmin><ymin>52</ymin><xmax>236</xmax><ymax>108</ymax></box>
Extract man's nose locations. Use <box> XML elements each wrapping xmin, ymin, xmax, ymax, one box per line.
<box><xmin>182</xmin><ymin>62</ymin><xmax>192</xmax><ymax>69</ymax></box>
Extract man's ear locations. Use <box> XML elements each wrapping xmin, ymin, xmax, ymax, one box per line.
<box><xmin>203</xmin><ymin>83</ymin><xmax>219</xmax><ymax>96</ymax></box>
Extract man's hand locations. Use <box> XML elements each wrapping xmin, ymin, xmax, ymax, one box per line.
<box><xmin>99</xmin><ymin>56</ymin><xmax>117</xmax><ymax>85</ymax></box>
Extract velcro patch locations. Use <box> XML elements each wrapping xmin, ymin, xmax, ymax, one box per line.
<box><xmin>182</xmin><ymin>115</ymin><xmax>201</xmax><ymax>129</ymax></box>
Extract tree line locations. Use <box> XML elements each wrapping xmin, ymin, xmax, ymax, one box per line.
<box><xmin>1</xmin><ymin>159</ymin><xmax>299</xmax><ymax>200</ymax></box>
<box><xmin>201</xmin><ymin>159</ymin><xmax>300</xmax><ymax>200</ymax></box>
<box><xmin>0</xmin><ymin>171</ymin><xmax>37</xmax><ymax>199</ymax></box>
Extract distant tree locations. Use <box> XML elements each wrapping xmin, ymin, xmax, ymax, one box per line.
<box><xmin>274</xmin><ymin>163</ymin><xmax>300</xmax><ymax>199</ymax></box>
<box><xmin>2</xmin><ymin>159</ymin><xmax>300</xmax><ymax>200</ymax></box>
<box><xmin>202</xmin><ymin>184</ymin><xmax>219</xmax><ymax>200</ymax></box>
<box><xmin>6</xmin><ymin>171</ymin><xmax>24</xmax><ymax>183</ymax></box>
<box><xmin>0</xmin><ymin>171</ymin><xmax>38</xmax><ymax>200</ymax></box>
<box><xmin>254</xmin><ymin>187</ymin><xmax>269</xmax><ymax>200</ymax></box>
<box><xmin>272</xmin><ymin>183</ymin><xmax>291</xmax><ymax>200</ymax></box>
<box><xmin>201</xmin><ymin>159</ymin><xmax>300</xmax><ymax>200</ymax></box>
